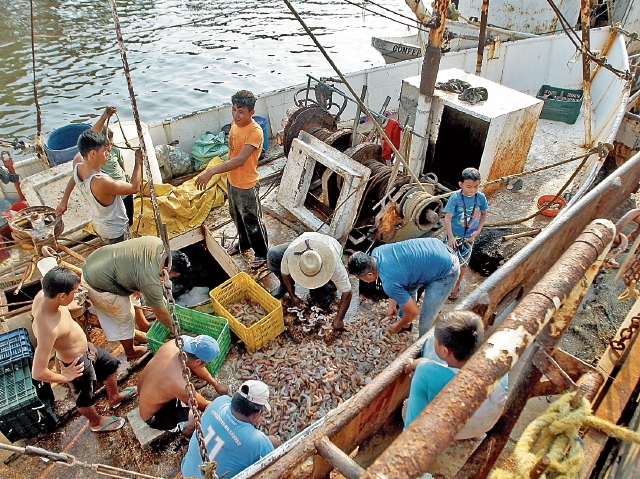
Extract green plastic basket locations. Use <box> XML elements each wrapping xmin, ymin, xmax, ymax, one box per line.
<box><xmin>536</xmin><ymin>84</ymin><xmax>583</xmax><ymax>125</ymax></box>
<box><xmin>146</xmin><ymin>304</ymin><xmax>230</xmax><ymax>377</ymax></box>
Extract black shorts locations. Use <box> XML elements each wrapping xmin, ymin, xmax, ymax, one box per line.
<box><xmin>65</xmin><ymin>343</ymin><xmax>120</xmax><ymax>408</ymax></box>
<box><xmin>145</xmin><ymin>399</ymin><xmax>190</xmax><ymax>431</ymax></box>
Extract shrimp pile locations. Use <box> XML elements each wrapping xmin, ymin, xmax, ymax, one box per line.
<box><xmin>233</xmin><ymin>304</ymin><xmax>411</xmax><ymax>442</ymax></box>
<box><xmin>226</xmin><ymin>297</ymin><xmax>266</xmax><ymax>327</ymax></box>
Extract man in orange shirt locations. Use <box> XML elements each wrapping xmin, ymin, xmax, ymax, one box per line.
<box><xmin>195</xmin><ymin>90</ymin><xmax>268</xmax><ymax>269</ymax></box>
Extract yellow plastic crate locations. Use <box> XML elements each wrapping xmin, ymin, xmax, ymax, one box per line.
<box><xmin>209</xmin><ymin>272</ymin><xmax>284</xmax><ymax>352</ymax></box>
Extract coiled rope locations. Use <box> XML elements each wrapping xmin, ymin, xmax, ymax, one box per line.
<box><xmin>490</xmin><ymin>391</ymin><xmax>640</xmax><ymax>479</ymax></box>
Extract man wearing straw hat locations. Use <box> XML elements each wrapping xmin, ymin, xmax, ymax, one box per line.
<box><xmin>266</xmin><ymin>232</ymin><xmax>353</xmax><ymax>330</ymax></box>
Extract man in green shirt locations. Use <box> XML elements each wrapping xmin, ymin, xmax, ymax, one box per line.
<box><xmin>82</xmin><ymin>236</ymin><xmax>190</xmax><ymax>360</ymax></box>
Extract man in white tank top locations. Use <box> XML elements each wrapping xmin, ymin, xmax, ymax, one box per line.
<box><xmin>70</xmin><ymin>129</ymin><xmax>142</xmax><ymax>244</ymax></box>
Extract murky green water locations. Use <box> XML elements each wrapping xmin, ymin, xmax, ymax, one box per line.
<box><xmin>0</xmin><ymin>0</ymin><xmax>411</xmax><ymax>156</ymax></box>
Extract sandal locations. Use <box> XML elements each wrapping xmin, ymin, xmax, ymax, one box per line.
<box><xmin>90</xmin><ymin>415</ymin><xmax>125</xmax><ymax>433</ymax></box>
<box><xmin>227</xmin><ymin>243</ymin><xmax>241</xmax><ymax>256</ymax></box>
<box><xmin>110</xmin><ymin>386</ymin><xmax>138</xmax><ymax>410</ymax></box>
<box><xmin>448</xmin><ymin>290</ymin><xmax>459</xmax><ymax>300</ymax></box>
<box><xmin>250</xmin><ymin>257</ymin><xmax>266</xmax><ymax>270</ymax></box>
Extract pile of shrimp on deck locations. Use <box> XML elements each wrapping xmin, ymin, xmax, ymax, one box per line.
<box><xmin>231</xmin><ymin>299</ymin><xmax>412</xmax><ymax>441</ymax></box>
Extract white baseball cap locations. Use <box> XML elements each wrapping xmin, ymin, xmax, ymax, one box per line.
<box><xmin>238</xmin><ymin>380</ymin><xmax>271</xmax><ymax>412</ymax></box>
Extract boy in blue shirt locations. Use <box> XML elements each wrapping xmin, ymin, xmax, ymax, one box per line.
<box><xmin>404</xmin><ymin>311</ymin><xmax>507</xmax><ymax>439</ymax></box>
<box><xmin>443</xmin><ymin>168</ymin><xmax>488</xmax><ymax>300</ymax></box>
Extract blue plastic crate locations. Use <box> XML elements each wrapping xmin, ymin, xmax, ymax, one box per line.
<box><xmin>0</xmin><ymin>328</ymin><xmax>33</xmax><ymax>367</ymax></box>
<box><xmin>0</xmin><ymin>357</ymin><xmax>35</xmax><ymax>412</ymax></box>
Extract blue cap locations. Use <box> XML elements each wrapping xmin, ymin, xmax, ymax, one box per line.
<box><xmin>181</xmin><ymin>335</ymin><xmax>220</xmax><ymax>363</ymax></box>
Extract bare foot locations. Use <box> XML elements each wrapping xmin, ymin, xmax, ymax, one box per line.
<box><xmin>125</xmin><ymin>344</ymin><xmax>149</xmax><ymax>360</ymax></box>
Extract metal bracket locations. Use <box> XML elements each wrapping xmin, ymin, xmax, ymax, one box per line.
<box><xmin>531</xmin><ymin>348</ymin><xmax>601</xmax><ymax>397</ymax></box>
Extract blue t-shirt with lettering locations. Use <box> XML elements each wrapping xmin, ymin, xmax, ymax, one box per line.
<box><xmin>371</xmin><ymin>238</ymin><xmax>453</xmax><ymax>307</ymax></box>
<box><xmin>444</xmin><ymin>190</ymin><xmax>488</xmax><ymax>239</ymax></box>
<box><xmin>181</xmin><ymin>396</ymin><xmax>274</xmax><ymax>479</ymax></box>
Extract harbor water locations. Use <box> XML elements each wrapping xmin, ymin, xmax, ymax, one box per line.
<box><xmin>0</xmin><ymin>0</ymin><xmax>412</xmax><ymax>157</ymax></box>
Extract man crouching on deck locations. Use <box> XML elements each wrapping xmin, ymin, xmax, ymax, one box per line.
<box><xmin>31</xmin><ymin>266</ymin><xmax>137</xmax><ymax>433</ymax></box>
<box><xmin>267</xmin><ymin>232</ymin><xmax>353</xmax><ymax>330</ymax></box>
<box><xmin>138</xmin><ymin>335</ymin><xmax>228</xmax><ymax>435</ymax></box>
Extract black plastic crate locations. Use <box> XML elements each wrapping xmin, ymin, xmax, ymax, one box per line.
<box><xmin>0</xmin><ymin>396</ymin><xmax>57</xmax><ymax>442</ymax></box>
<box><xmin>0</xmin><ymin>328</ymin><xmax>33</xmax><ymax>367</ymax></box>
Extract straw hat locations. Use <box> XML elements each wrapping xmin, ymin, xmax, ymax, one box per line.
<box><xmin>287</xmin><ymin>237</ymin><xmax>336</xmax><ymax>290</ymax></box>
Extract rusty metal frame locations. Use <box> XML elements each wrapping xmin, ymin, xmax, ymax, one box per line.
<box><xmin>460</xmin><ymin>150</ymin><xmax>640</xmax><ymax>327</ymax></box>
<box><xmin>238</xmin><ymin>150</ymin><xmax>640</xmax><ymax>478</ymax></box>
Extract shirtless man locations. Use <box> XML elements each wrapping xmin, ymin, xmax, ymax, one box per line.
<box><xmin>57</xmin><ymin>127</ymin><xmax>142</xmax><ymax>245</ymax></box>
<box><xmin>31</xmin><ymin>266</ymin><xmax>137</xmax><ymax>432</ymax></box>
<box><xmin>138</xmin><ymin>335</ymin><xmax>228</xmax><ymax>435</ymax></box>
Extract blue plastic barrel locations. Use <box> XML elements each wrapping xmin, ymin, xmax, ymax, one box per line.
<box><xmin>252</xmin><ymin>116</ymin><xmax>269</xmax><ymax>152</ymax></box>
<box><xmin>43</xmin><ymin>123</ymin><xmax>92</xmax><ymax>166</ymax></box>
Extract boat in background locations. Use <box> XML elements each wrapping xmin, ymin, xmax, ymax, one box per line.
<box><xmin>372</xmin><ymin>0</ymin><xmax>640</xmax><ymax>64</ymax></box>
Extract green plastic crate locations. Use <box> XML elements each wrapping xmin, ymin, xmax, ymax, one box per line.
<box><xmin>536</xmin><ymin>85</ymin><xmax>583</xmax><ymax>125</ymax></box>
<box><xmin>146</xmin><ymin>304</ymin><xmax>230</xmax><ymax>377</ymax></box>
<box><xmin>0</xmin><ymin>358</ymin><xmax>57</xmax><ymax>442</ymax></box>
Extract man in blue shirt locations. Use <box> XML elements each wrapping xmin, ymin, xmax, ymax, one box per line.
<box><xmin>348</xmin><ymin>238</ymin><xmax>459</xmax><ymax>336</ymax></box>
<box><xmin>181</xmin><ymin>380</ymin><xmax>279</xmax><ymax>479</ymax></box>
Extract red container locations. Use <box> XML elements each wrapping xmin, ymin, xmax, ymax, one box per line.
<box><xmin>537</xmin><ymin>195</ymin><xmax>567</xmax><ymax>217</ymax></box>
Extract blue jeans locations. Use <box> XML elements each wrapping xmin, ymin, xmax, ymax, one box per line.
<box><xmin>400</xmin><ymin>255</ymin><xmax>460</xmax><ymax>337</ymax></box>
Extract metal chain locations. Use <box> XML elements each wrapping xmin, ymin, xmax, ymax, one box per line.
<box><xmin>161</xmin><ymin>266</ymin><xmax>213</xmax><ymax>475</ymax></box>
<box><xmin>609</xmin><ymin>316</ymin><xmax>640</xmax><ymax>351</ymax></box>
<box><xmin>0</xmin><ymin>443</ymin><xmax>166</xmax><ymax>479</ymax></box>
<box><xmin>107</xmin><ymin>0</ymin><xmax>211</xmax><ymax>474</ymax></box>
<box><xmin>621</xmin><ymin>253</ymin><xmax>640</xmax><ymax>287</ymax></box>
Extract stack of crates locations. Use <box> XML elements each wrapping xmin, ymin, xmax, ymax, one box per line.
<box><xmin>0</xmin><ymin>328</ymin><xmax>57</xmax><ymax>442</ymax></box>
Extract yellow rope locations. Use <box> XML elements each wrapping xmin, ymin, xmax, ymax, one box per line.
<box><xmin>490</xmin><ymin>391</ymin><xmax>640</xmax><ymax>479</ymax></box>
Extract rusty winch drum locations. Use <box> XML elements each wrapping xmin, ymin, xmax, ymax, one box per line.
<box><xmin>9</xmin><ymin>206</ymin><xmax>64</xmax><ymax>248</ymax></box>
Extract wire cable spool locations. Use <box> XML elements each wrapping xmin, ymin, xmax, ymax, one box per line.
<box><xmin>400</xmin><ymin>188</ymin><xmax>443</xmax><ymax>231</ymax></box>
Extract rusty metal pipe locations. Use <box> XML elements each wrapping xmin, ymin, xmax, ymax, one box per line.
<box><xmin>581</xmin><ymin>0</ymin><xmax>592</xmax><ymax>146</ymax></box>
<box><xmin>362</xmin><ymin>220</ymin><xmax>615</xmax><ymax>479</ymax></box>
<box><xmin>455</xmin><ymin>222</ymin><xmax>611</xmax><ymax>479</ymax></box>
<box><xmin>475</xmin><ymin>0</ymin><xmax>489</xmax><ymax>75</ymax></box>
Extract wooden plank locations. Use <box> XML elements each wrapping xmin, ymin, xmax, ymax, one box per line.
<box><xmin>126</xmin><ymin>407</ymin><xmax>173</xmax><ymax>450</ymax></box>
<box><xmin>169</xmin><ymin>226</ymin><xmax>205</xmax><ymax>251</ymax></box>
<box><xmin>204</xmin><ymin>227</ymin><xmax>241</xmax><ymax>278</ymax></box>
<box><xmin>579</xmin><ymin>325</ymin><xmax>640</xmax><ymax>478</ymax></box>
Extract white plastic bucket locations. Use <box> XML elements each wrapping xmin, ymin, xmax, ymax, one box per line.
<box><xmin>37</xmin><ymin>257</ymin><xmax>58</xmax><ymax>277</ymax></box>
<box><xmin>109</xmin><ymin>121</ymin><xmax>163</xmax><ymax>184</ymax></box>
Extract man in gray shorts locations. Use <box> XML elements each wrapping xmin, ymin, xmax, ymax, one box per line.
<box><xmin>82</xmin><ymin>236</ymin><xmax>190</xmax><ymax>360</ymax></box>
